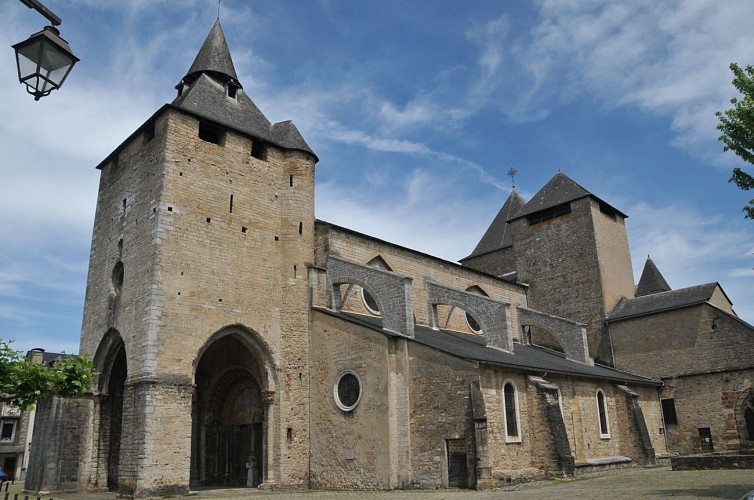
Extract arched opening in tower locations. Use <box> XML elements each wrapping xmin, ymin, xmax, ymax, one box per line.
<box><xmin>191</xmin><ymin>334</ymin><xmax>266</xmax><ymax>488</ymax></box>
<box><xmin>96</xmin><ymin>335</ymin><xmax>127</xmax><ymax>491</ymax></box>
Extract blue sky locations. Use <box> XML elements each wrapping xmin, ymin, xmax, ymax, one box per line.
<box><xmin>1</xmin><ymin>0</ymin><xmax>753</xmax><ymax>355</ymax></box>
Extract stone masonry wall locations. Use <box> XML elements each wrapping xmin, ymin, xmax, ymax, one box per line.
<box><xmin>611</xmin><ymin>304</ymin><xmax>754</xmax><ymax>379</ymax></box>
<box><xmin>407</xmin><ymin>342</ymin><xmax>479</xmax><ymax>489</ymax></box>
<box><xmin>315</xmin><ymin>223</ymin><xmax>528</xmax><ymax>341</ymax></box>
<box><xmin>661</xmin><ymin>369</ymin><xmax>754</xmax><ymax>454</ymax></box>
<box><xmin>309</xmin><ymin>311</ymin><xmax>392</xmax><ymax>489</ymax></box>
<box><xmin>25</xmin><ymin>395</ymin><xmax>94</xmax><ymax>493</ymax></box>
<box><xmin>77</xmin><ymin>106</ymin><xmax>316</xmax><ymax>493</ymax></box>
<box><xmin>510</xmin><ymin>199</ymin><xmax>606</xmax><ymax>362</ymax></box>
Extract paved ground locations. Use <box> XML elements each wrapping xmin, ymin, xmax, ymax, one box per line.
<box><xmin>8</xmin><ymin>466</ymin><xmax>754</xmax><ymax>499</ymax></box>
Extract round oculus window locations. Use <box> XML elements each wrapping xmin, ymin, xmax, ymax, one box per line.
<box><xmin>361</xmin><ymin>288</ymin><xmax>380</xmax><ymax>315</ymax></box>
<box><xmin>466</xmin><ymin>311</ymin><xmax>482</xmax><ymax>333</ymax></box>
<box><xmin>334</xmin><ymin>370</ymin><xmax>362</xmax><ymax>412</ymax></box>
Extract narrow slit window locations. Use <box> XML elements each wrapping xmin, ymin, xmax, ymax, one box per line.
<box><xmin>597</xmin><ymin>389</ymin><xmax>610</xmax><ymax>438</ymax></box>
<box><xmin>290</xmin><ymin>175</ymin><xmax>294</xmax><ymax>187</ymax></box>
<box><xmin>229</xmin><ymin>194</ymin><xmax>234</xmax><ymax>213</ymax></box>
<box><xmin>298</xmin><ymin>222</ymin><xmax>303</xmax><ymax>235</ymax></box>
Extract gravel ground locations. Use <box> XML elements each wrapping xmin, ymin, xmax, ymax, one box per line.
<box><xmin>12</xmin><ymin>466</ymin><xmax>754</xmax><ymax>500</ymax></box>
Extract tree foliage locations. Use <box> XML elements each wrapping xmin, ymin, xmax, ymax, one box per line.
<box><xmin>716</xmin><ymin>63</ymin><xmax>754</xmax><ymax>219</ymax></box>
<box><xmin>0</xmin><ymin>340</ymin><xmax>96</xmax><ymax>410</ymax></box>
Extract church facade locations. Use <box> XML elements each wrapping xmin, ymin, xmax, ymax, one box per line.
<box><xmin>25</xmin><ymin>21</ymin><xmax>753</xmax><ymax>498</ymax></box>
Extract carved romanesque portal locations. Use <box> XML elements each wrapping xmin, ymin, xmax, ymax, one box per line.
<box><xmin>191</xmin><ymin>332</ymin><xmax>271</xmax><ymax>488</ymax></box>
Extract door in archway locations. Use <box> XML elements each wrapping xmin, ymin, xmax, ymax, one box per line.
<box><xmin>192</xmin><ymin>335</ymin><xmax>266</xmax><ymax>488</ymax></box>
<box><xmin>101</xmin><ymin>342</ymin><xmax>126</xmax><ymax>491</ymax></box>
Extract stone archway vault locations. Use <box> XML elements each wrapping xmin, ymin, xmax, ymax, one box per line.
<box><xmin>191</xmin><ymin>328</ymin><xmax>277</xmax><ymax>488</ymax></box>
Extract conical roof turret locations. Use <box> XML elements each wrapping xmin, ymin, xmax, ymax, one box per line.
<box><xmin>179</xmin><ymin>19</ymin><xmax>240</xmax><ymax>88</ymax></box>
<box><xmin>462</xmin><ymin>189</ymin><xmax>526</xmax><ymax>260</ymax></box>
<box><xmin>171</xmin><ymin>20</ymin><xmax>317</xmax><ymax>159</ymax></box>
<box><xmin>635</xmin><ymin>256</ymin><xmax>672</xmax><ymax>297</ymax></box>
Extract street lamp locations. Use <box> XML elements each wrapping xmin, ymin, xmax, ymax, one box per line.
<box><xmin>12</xmin><ymin>0</ymin><xmax>79</xmax><ymax>101</ymax></box>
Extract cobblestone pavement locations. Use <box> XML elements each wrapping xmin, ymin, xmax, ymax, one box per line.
<box><xmin>15</xmin><ymin>466</ymin><xmax>754</xmax><ymax>499</ymax></box>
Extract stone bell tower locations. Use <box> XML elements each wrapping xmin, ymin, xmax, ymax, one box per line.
<box><xmin>27</xmin><ymin>20</ymin><xmax>317</xmax><ymax>497</ymax></box>
<box><xmin>462</xmin><ymin>173</ymin><xmax>635</xmax><ymax>364</ymax></box>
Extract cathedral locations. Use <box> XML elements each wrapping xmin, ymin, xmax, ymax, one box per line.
<box><xmin>25</xmin><ymin>21</ymin><xmax>754</xmax><ymax>497</ymax></box>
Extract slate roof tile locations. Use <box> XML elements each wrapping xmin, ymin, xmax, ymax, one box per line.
<box><xmin>318</xmin><ymin>308</ymin><xmax>658</xmax><ymax>385</ymax></box>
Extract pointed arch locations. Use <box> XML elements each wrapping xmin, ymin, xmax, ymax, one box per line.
<box><xmin>92</xmin><ymin>329</ymin><xmax>127</xmax><ymax>491</ymax></box>
<box><xmin>93</xmin><ymin>328</ymin><xmax>127</xmax><ymax>395</ymax></box>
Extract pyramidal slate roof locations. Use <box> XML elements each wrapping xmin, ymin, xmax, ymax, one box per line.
<box><xmin>514</xmin><ymin>172</ymin><xmax>627</xmax><ymax>220</ymax></box>
<box><xmin>171</xmin><ymin>20</ymin><xmax>316</xmax><ymax>159</ymax></box>
<box><xmin>608</xmin><ymin>283</ymin><xmax>720</xmax><ymax>321</ymax></box>
<box><xmin>462</xmin><ymin>190</ymin><xmax>525</xmax><ymax>260</ymax></box>
<box><xmin>635</xmin><ymin>256</ymin><xmax>671</xmax><ymax>297</ymax></box>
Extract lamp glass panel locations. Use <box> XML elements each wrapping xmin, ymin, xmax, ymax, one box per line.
<box><xmin>16</xmin><ymin>41</ymin><xmax>43</xmax><ymax>79</ymax></box>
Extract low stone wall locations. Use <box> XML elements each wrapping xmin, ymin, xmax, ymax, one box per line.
<box><xmin>671</xmin><ymin>454</ymin><xmax>754</xmax><ymax>470</ymax></box>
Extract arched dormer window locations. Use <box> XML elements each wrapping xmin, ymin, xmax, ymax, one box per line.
<box><xmin>596</xmin><ymin>389</ymin><xmax>610</xmax><ymax>438</ymax></box>
<box><xmin>503</xmin><ymin>380</ymin><xmax>522</xmax><ymax>442</ymax></box>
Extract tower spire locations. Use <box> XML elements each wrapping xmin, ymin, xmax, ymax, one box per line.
<box><xmin>177</xmin><ymin>19</ymin><xmax>240</xmax><ymax>90</ymax></box>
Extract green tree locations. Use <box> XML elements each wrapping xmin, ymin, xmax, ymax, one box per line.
<box><xmin>716</xmin><ymin>63</ymin><xmax>754</xmax><ymax>219</ymax></box>
<box><xmin>0</xmin><ymin>340</ymin><xmax>95</xmax><ymax>410</ymax></box>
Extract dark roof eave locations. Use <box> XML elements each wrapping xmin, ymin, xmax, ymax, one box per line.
<box><xmin>459</xmin><ymin>243</ymin><xmax>514</xmax><ymax>262</ymax></box>
<box><xmin>96</xmin><ymin>104</ymin><xmax>171</xmax><ymax>170</ymax></box>
<box><xmin>509</xmin><ymin>194</ymin><xmax>628</xmax><ymax>222</ymax></box>
<box><xmin>314</xmin><ymin>307</ymin><xmax>659</xmax><ymax>386</ymax></box>
<box><xmin>167</xmin><ymin>103</ymin><xmax>319</xmax><ymax>161</ymax></box>
<box><xmin>95</xmin><ymin>103</ymin><xmax>319</xmax><ymax>171</ymax></box>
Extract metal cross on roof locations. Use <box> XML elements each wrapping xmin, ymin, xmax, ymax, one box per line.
<box><xmin>507</xmin><ymin>166</ymin><xmax>518</xmax><ymax>188</ymax></box>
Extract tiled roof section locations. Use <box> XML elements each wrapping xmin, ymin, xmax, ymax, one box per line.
<box><xmin>462</xmin><ymin>190</ymin><xmax>526</xmax><ymax>260</ymax></box>
<box><xmin>608</xmin><ymin>283</ymin><xmax>719</xmax><ymax>321</ymax></box>
<box><xmin>318</xmin><ymin>309</ymin><xmax>658</xmax><ymax>385</ymax></box>
<box><xmin>514</xmin><ymin>172</ymin><xmax>627</xmax><ymax>220</ymax></box>
<box><xmin>171</xmin><ymin>23</ymin><xmax>317</xmax><ymax>158</ymax></box>
<box><xmin>184</xmin><ymin>19</ymin><xmax>240</xmax><ymax>86</ymax></box>
<box><xmin>635</xmin><ymin>256</ymin><xmax>671</xmax><ymax>297</ymax></box>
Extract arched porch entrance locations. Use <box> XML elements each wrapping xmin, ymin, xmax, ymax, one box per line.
<box><xmin>93</xmin><ymin>329</ymin><xmax>127</xmax><ymax>491</ymax></box>
<box><xmin>191</xmin><ymin>330</ymin><xmax>274</xmax><ymax>488</ymax></box>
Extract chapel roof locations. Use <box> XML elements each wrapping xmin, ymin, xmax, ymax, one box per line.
<box><xmin>171</xmin><ymin>20</ymin><xmax>316</xmax><ymax>159</ymax></box>
<box><xmin>318</xmin><ymin>308</ymin><xmax>659</xmax><ymax>386</ymax></box>
<box><xmin>635</xmin><ymin>256</ymin><xmax>672</xmax><ymax>297</ymax></box>
<box><xmin>607</xmin><ymin>282</ymin><xmax>721</xmax><ymax>322</ymax></box>
<box><xmin>513</xmin><ymin>172</ymin><xmax>627</xmax><ymax>220</ymax></box>
<box><xmin>461</xmin><ymin>189</ymin><xmax>526</xmax><ymax>260</ymax></box>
